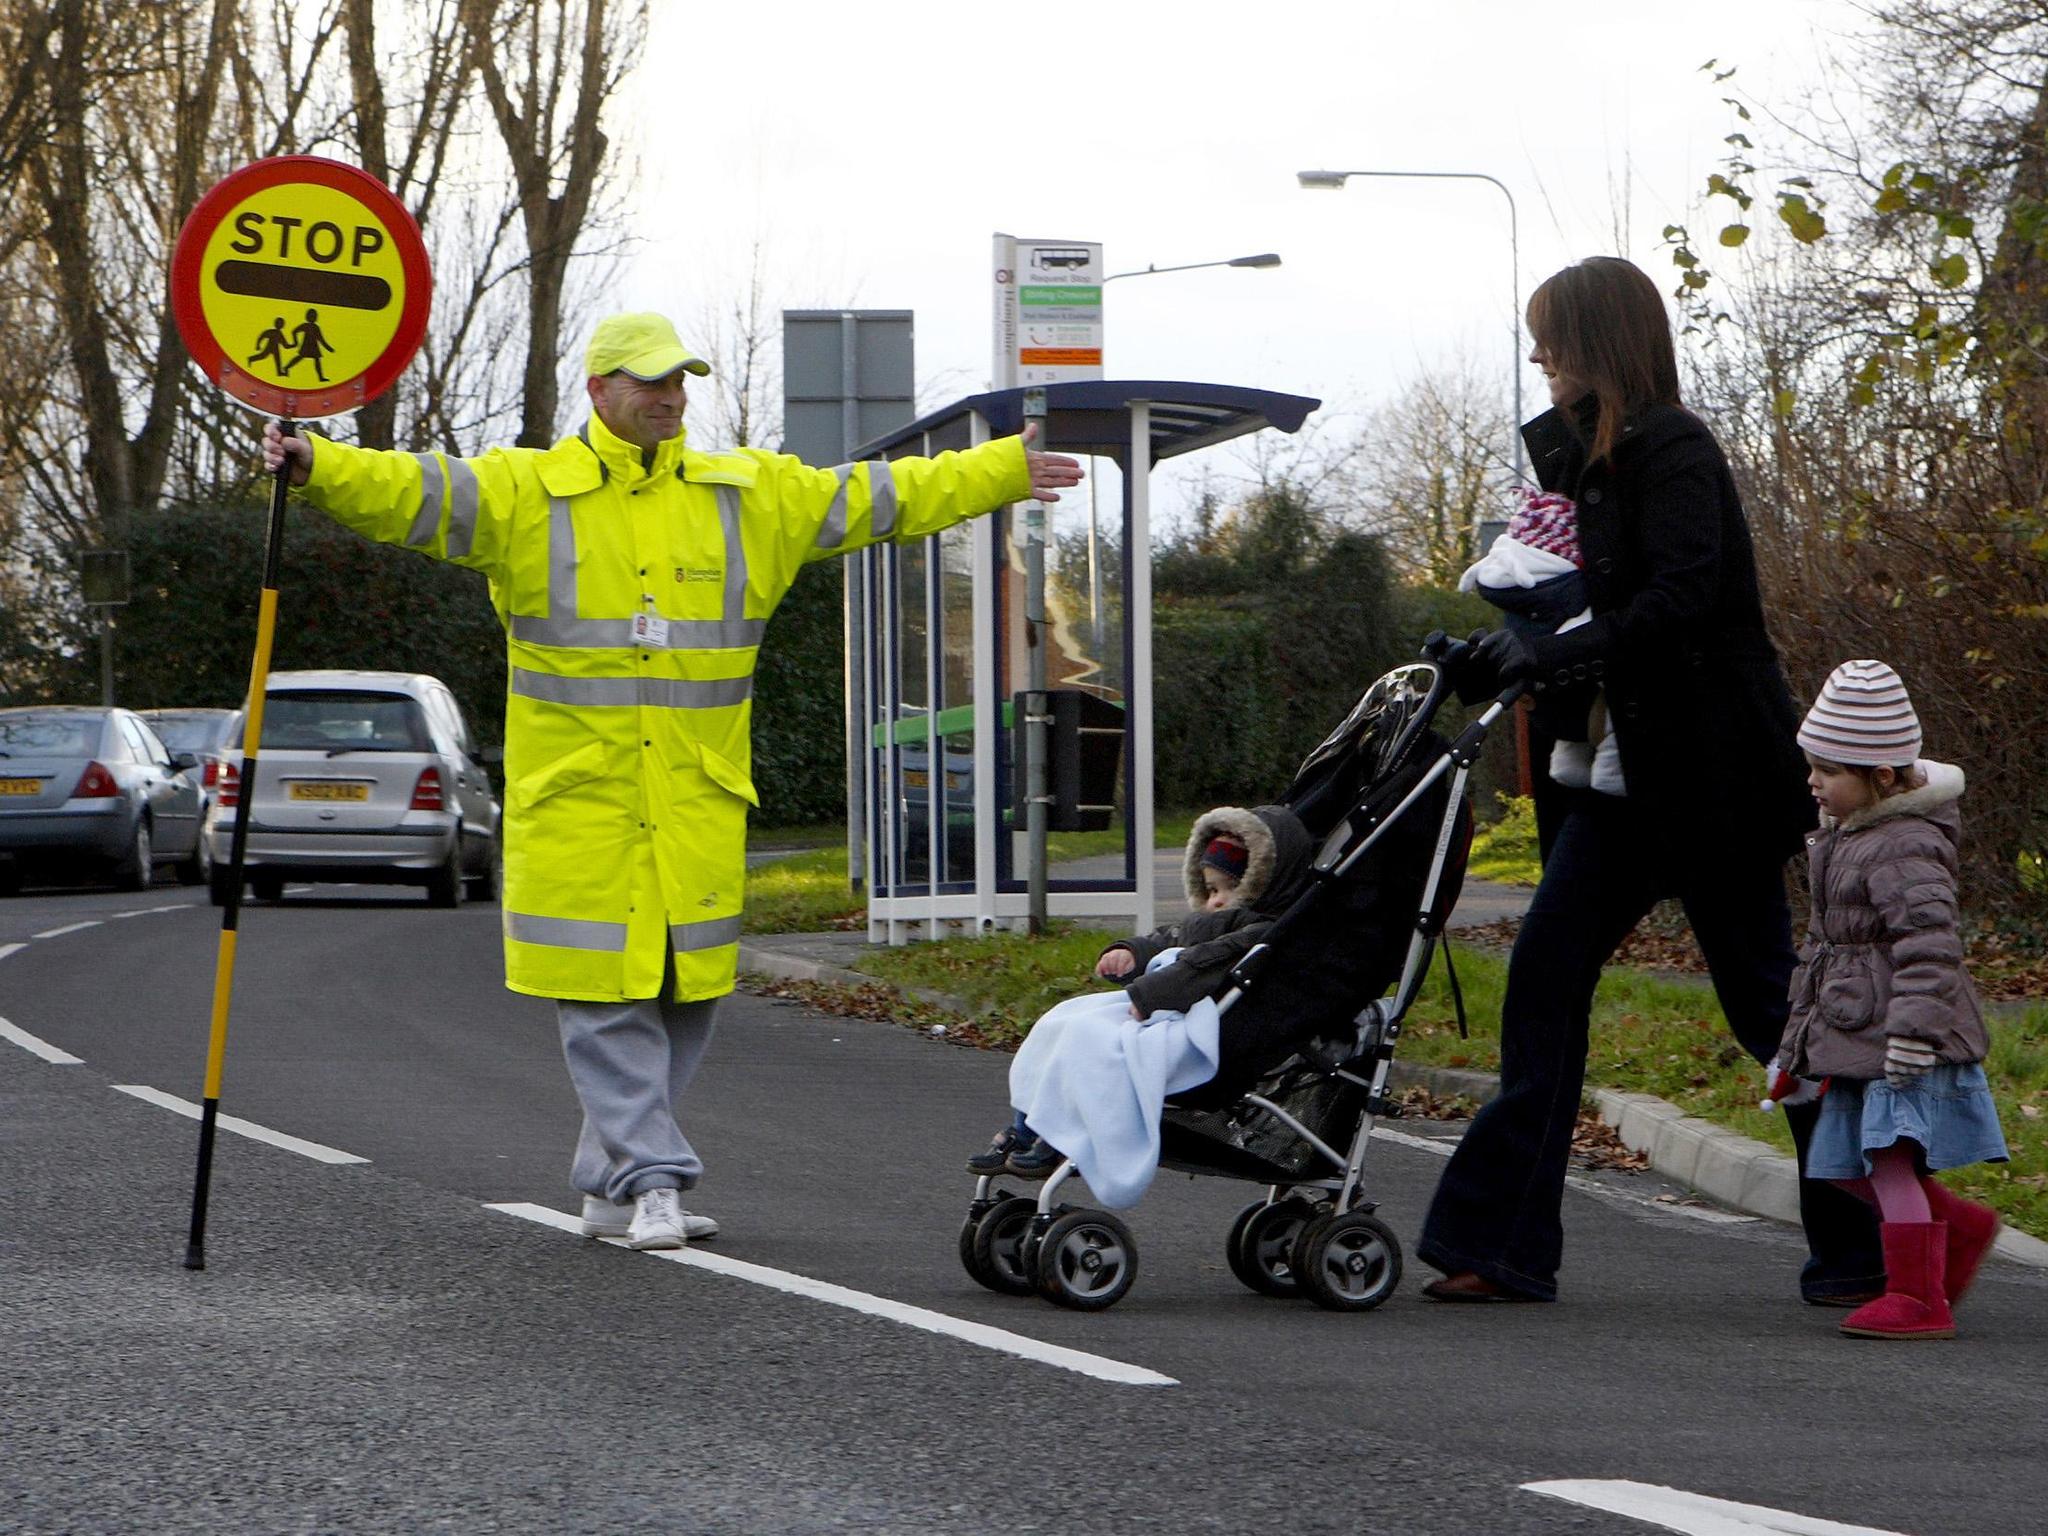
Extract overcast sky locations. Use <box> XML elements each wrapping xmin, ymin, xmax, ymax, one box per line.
<box><xmin>614</xmin><ymin>0</ymin><xmax>1866</xmax><ymax>514</ymax></box>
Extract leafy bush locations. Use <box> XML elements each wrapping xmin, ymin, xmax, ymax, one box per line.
<box><xmin>43</xmin><ymin>499</ymin><xmax>507</xmax><ymax>747</ymax></box>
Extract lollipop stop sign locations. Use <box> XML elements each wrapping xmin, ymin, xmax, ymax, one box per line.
<box><xmin>171</xmin><ymin>155</ymin><xmax>430</xmax><ymax>419</ymax></box>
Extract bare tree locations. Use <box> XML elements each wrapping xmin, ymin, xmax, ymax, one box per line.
<box><xmin>691</xmin><ymin>240</ymin><xmax>782</xmax><ymax>449</ymax></box>
<box><xmin>462</xmin><ymin>0</ymin><xmax>645</xmax><ymax>447</ymax></box>
<box><xmin>1351</xmin><ymin>359</ymin><xmax>1514</xmax><ymax>587</ymax></box>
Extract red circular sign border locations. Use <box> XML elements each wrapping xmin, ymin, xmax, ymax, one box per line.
<box><xmin>170</xmin><ymin>155</ymin><xmax>431</xmax><ymax>419</ymax></box>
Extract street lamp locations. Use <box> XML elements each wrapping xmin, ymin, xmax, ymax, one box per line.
<box><xmin>1104</xmin><ymin>251</ymin><xmax>1282</xmax><ymax>283</ymax></box>
<box><xmin>1079</xmin><ymin>251</ymin><xmax>1282</xmax><ymax>677</ymax></box>
<box><xmin>1297</xmin><ymin>168</ymin><xmax>1524</xmax><ymax>485</ymax></box>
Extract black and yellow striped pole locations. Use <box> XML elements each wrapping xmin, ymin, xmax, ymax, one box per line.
<box><xmin>169</xmin><ymin>155</ymin><xmax>432</xmax><ymax>1269</ymax></box>
<box><xmin>182</xmin><ymin>423</ymin><xmax>293</xmax><ymax>1272</ymax></box>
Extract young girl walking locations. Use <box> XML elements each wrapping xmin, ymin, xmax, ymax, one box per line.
<box><xmin>1777</xmin><ymin>660</ymin><xmax>2010</xmax><ymax>1339</ymax></box>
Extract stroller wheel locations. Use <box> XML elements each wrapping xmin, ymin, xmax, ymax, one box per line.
<box><xmin>1032</xmin><ymin>1209</ymin><xmax>1138</xmax><ymax>1311</ymax></box>
<box><xmin>964</xmin><ymin>1196</ymin><xmax>1038</xmax><ymax>1296</ymax></box>
<box><xmin>1226</xmin><ymin>1197</ymin><xmax>1316</xmax><ymax>1298</ymax></box>
<box><xmin>1294</xmin><ymin>1211</ymin><xmax>1403</xmax><ymax>1312</ymax></box>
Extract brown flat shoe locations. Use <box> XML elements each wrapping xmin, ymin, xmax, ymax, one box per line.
<box><xmin>1421</xmin><ymin>1271</ymin><xmax>1537</xmax><ymax>1303</ymax></box>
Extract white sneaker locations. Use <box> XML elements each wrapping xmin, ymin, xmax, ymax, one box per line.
<box><xmin>579</xmin><ymin>1195</ymin><xmax>633</xmax><ymax>1239</ymax></box>
<box><xmin>628</xmin><ymin>1187</ymin><xmax>687</xmax><ymax>1249</ymax></box>
<box><xmin>586</xmin><ymin>1190</ymin><xmax>720</xmax><ymax>1244</ymax></box>
<box><xmin>623</xmin><ymin>1187</ymin><xmax>719</xmax><ymax>1248</ymax></box>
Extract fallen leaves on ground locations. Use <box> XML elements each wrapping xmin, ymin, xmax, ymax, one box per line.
<box><xmin>1571</xmin><ymin>1108</ymin><xmax>1650</xmax><ymax>1172</ymax></box>
<box><xmin>1391</xmin><ymin>1085</ymin><xmax>1477</xmax><ymax>1120</ymax></box>
<box><xmin>742</xmin><ymin>974</ymin><xmax>1016</xmax><ymax>1048</ymax></box>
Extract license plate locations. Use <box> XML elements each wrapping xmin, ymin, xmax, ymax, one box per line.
<box><xmin>288</xmin><ymin>782</ymin><xmax>370</xmax><ymax>802</ymax></box>
<box><xmin>0</xmin><ymin>779</ymin><xmax>42</xmax><ymax>795</ymax></box>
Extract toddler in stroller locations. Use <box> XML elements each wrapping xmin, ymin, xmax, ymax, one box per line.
<box><xmin>957</xmin><ymin>637</ymin><xmax>1520</xmax><ymax>1312</ymax></box>
<box><xmin>963</xmin><ymin>803</ymin><xmax>1316</xmax><ymax>1189</ymax></box>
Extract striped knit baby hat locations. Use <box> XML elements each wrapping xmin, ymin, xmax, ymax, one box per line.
<box><xmin>1796</xmin><ymin>659</ymin><xmax>1922</xmax><ymax>767</ymax></box>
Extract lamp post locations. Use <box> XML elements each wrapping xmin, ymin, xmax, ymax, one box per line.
<box><xmin>1103</xmin><ymin>251</ymin><xmax>1282</xmax><ymax>283</ymax></box>
<box><xmin>1086</xmin><ymin>251</ymin><xmax>1283</xmax><ymax>669</ymax></box>
<box><xmin>1297</xmin><ymin>168</ymin><xmax>1523</xmax><ymax>486</ymax></box>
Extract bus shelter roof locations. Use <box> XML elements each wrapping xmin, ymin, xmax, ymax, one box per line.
<box><xmin>851</xmin><ymin>379</ymin><xmax>1321</xmax><ymax>463</ymax></box>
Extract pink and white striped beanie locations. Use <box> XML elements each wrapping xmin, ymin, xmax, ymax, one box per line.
<box><xmin>1796</xmin><ymin>659</ymin><xmax>1922</xmax><ymax>767</ymax></box>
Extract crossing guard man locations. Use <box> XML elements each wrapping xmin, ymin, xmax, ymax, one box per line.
<box><xmin>262</xmin><ymin>312</ymin><xmax>1083</xmax><ymax>1249</ymax></box>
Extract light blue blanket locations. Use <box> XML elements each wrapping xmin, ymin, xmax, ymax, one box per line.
<box><xmin>1008</xmin><ymin>977</ymin><xmax>1222</xmax><ymax>1210</ymax></box>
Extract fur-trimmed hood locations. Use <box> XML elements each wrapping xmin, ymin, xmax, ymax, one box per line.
<box><xmin>1829</xmin><ymin>758</ymin><xmax>1965</xmax><ymax>838</ymax></box>
<box><xmin>1182</xmin><ymin>804</ymin><xmax>1314</xmax><ymax>915</ymax></box>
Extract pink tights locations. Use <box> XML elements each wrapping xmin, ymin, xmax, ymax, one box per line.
<box><xmin>1830</xmin><ymin>1141</ymin><xmax>1932</xmax><ymax>1223</ymax></box>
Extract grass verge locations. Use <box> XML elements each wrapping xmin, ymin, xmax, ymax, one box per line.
<box><xmin>743</xmin><ymin>812</ymin><xmax>1204</xmax><ymax>936</ymax></box>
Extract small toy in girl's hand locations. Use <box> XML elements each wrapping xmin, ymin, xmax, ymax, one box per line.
<box><xmin>1760</xmin><ymin>1057</ymin><xmax>1825</xmax><ymax>1111</ymax></box>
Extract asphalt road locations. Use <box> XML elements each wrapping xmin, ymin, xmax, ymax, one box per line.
<box><xmin>3</xmin><ymin>876</ymin><xmax>2044</xmax><ymax>1535</ymax></box>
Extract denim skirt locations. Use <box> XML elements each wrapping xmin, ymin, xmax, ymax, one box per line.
<box><xmin>1807</xmin><ymin>1063</ymin><xmax>2010</xmax><ymax>1179</ymax></box>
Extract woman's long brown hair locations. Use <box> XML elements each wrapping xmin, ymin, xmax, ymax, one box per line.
<box><xmin>1525</xmin><ymin>256</ymin><xmax>1681</xmax><ymax>466</ymax></box>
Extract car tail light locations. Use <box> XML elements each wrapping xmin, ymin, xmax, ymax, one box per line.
<box><xmin>216</xmin><ymin>760</ymin><xmax>241</xmax><ymax>808</ymax></box>
<box><xmin>201</xmin><ymin>758</ymin><xmax>218</xmax><ymax>788</ymax></box>
<box><xmin>410</xmin><ymin>766</ymin><xmax>445</xmax><ymax>811</ymax></box>
<box><xmin>71</xmin><ymin>761</ymin><xmax>119</xmax><ymax>799</ymax></box>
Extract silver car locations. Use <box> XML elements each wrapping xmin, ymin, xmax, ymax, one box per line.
<box><xmin>0</xmin><ymin>706</ymin><xmax>208</xmax><ymax>892</ymax></box>
<box><xmin>205</xmin><ymin>670</ymin><xmax>501</xmax><ymax>907</ymax></box>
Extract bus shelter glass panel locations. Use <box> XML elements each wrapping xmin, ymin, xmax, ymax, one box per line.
<box><xmin>936</xmin><ymin>519</ymin><xmax>976</xmax><ymax>887</ymax></box>
<box><xmin>995</xmin><ymin>452</ymin><xmax>1131</xmax><ymax>887</ymax></box>
<box><xmin>893</xmin><ymin>537</ymin><xmax>931</xmax><ymax>887</ymax></box>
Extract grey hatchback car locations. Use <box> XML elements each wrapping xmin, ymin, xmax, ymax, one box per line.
<box><xmin>0</xmin><ymin>706</ymin><xmax>208</xmax><ymax>891</ymax></box>
<box><xmin>206</xmin><ymin>670</ymin><xmax>501</xmax><ymax>907</ymax></box>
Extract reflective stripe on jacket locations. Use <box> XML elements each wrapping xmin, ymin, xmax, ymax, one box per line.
<box><xmin>299</xmin><ymin>413</ymin><xmax>1029</xmax><ymax>1002</ymax></box>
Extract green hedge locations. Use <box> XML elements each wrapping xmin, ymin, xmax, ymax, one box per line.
<box><xmin>750</xmin><ymin>562</ymin><xmax>850</xmax><ymax>824</ymax></box>
<box><xmin>33</xmin><ymin>500</ymin><xmax>506</xmax><ymax>747</ymax></box>
<box><xmin>19</xmin><ymin>496</ymin><xmax>1513</xmax><ymax>832</ymax></box>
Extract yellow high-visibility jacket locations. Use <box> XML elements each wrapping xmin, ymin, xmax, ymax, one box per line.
<box><xmin>297</xmin><ymin>412</ymin><xmax>1030</xmax><ymax>1002</ymax></box>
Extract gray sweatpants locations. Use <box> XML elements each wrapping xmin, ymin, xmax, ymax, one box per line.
<box><xmin>557</xmin><ymin>960</ymin><xmax>718</xmax><ymax>1202</ymax></box>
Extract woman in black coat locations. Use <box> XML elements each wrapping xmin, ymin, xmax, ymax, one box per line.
<box><xmin>1417</xmin><ymin>256</ymin><xmax>1884</xmax><ymax>1303</ymax></box>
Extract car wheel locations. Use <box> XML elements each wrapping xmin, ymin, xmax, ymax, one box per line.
<box><xmin>250</xmin><ymin>872</ymin><xmax>285</xmax><ymax>902</ymax></box>
<box><xmin>425</xmin><ymin>843</ymin><xmax>463</xmax><ymax>908</ymax></box>
<box><xmin>0</xmin><ymin>861</ymin><xmax>20</xmax><ymax>897</ymax></box>
<box><xmin>463</xmin><ymin>831</ymin><xmax>502</xmax><ymax>902</ymax></box>
<box><xmin>207</xmin><ymin>864</ymin><xmax>238</xmax><ymax>908</ymax></box>
<box><xmin>115</xmin><ymin>816</ymin><xmax>153</xmax><ymax>892</ymax></box>
<box><xmin>173</xmin><ymin>826</ymin><xmax>212</xmax><ymax>886</ymax></box>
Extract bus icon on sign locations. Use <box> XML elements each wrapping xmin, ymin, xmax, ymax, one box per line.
<box><xmin>1031</xmin><ymin>247</ymin><xmax>1093</xmax><ymax>271</ymax></box>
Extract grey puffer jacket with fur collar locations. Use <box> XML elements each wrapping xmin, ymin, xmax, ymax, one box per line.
<box><xmin>1777</xmin><ymin>760</ymin><xmax>1989</xmax><ymax>1080</ymax></box>
<box><xmin>1101</xmin><ymin>804</ymin><xmax>1314</xmax><ymax>1018</ymax></box>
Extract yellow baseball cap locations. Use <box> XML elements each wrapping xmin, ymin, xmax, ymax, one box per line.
<box><xmin>584</xmin><ymin>312</ymin><xmax>711</xmax><ymax>380</ymax></box>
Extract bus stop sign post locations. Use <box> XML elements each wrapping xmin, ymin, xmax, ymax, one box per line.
<box><xmin>1022</xmin><ymin>387</ymin><xmax>1051</xmax><ymax>935</ymax></box>
<box><xmin>168</xmin><ymin>155</ymin><xmax>431</xmax><ymax>1270</ymax></box>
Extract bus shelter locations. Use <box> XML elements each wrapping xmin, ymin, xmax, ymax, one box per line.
<box><xmin>848</xmin><ymin>381</ymin><xmax>1319</xmax><ymax>944</ymax></box>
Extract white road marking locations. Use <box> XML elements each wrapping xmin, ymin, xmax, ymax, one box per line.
<box><xmin>110</xmin><ymin>1085</ymin><xmax>369</xmax><ymax>1165</ymax></box>
<box><xmin>31</xmin><ymin>921</ymin><xmax>101</xmax><ymax>939</ymax></box>
<box><xmin>487</xmin><ymin>1201</ymin><xmax>1179</xmax><ymax>1389</ymax></box>
<box><xmin>0</xmin><ymin>943</ymin><xmax>24</xmax><ymax>961</ymax></box>
<box><xmin>0</xmin><ymin>1016</ymin><xmax>82</xmax><ymax>1065</ymax></box>
<box><xmin>1372</xmin><ymin>1124</ymin><xmax>1756</xmax><ymax>1225</ymax></box>
<box><xmin>147</xmin><ymin>902</ymin><xmax>189</xmax><ymax>913</ymax></box>
<box><xmin>1524</xmin><ymin>1480</ymin><xmax>1912</xmax><ymax>1535</ymax></box>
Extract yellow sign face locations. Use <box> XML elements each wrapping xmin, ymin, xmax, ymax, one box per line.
<box><xmin>197</xmin><ymin>181</ymin><xmax>407</xmax><ymax>394</ymax></box>
<box><xmin>172</xmin><ymin>156</ymin><xmax>432</xmax><ymax>419</ymax></box>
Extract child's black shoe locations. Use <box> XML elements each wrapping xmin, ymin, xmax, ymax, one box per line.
<box><xmin>1005</xmin><ymin>1137</ymin><xmax>1064</xmax><ymax>1178</ymax></box>
<box><xmin>966</xmin><ymin>1124</ymin><xmax>1031</xmax><ymax>1176</ymax></box>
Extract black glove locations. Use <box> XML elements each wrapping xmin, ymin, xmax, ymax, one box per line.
<box><xmin>1473</xmin><ymin>627</ymin><xmax>1537</xmax><ymax>686</ymax></box>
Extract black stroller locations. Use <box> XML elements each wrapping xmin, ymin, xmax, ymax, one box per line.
<box><xmin>957</xmin><ymin>634</ymin><xmax>1522</xmax><ymax>1312</ymax></box>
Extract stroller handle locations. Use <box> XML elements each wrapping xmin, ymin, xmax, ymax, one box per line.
<box><xmin>1422</xmin><ymin>629</ymin><xmax>1531</xmax><ymax>711</ymax></box>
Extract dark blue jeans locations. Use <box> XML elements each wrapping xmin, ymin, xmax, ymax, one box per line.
<box><xmin>1417</xmin><ymin>792</ymin><xmax>1883</xmax><ymax>1301</ymax></box>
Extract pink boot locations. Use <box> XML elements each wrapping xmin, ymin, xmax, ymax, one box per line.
<box><xmin>1923</xmin><ymin>1181</ymin><xmax>2001</xmax><ymax>1306</ymax></box>
<box><xmin>1840</xmin><ymin>1222</ymin><xmax>1956</xmax><ymax>1340</ymax></box>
